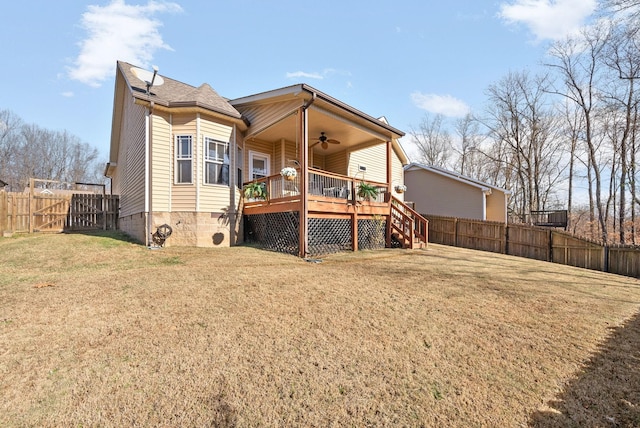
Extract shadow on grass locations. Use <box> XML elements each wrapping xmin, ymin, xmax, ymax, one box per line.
<box><xmin>63</xmin><ymin>229</ymin><xmax>139</xmax><ymax>244</ymax></box>
<box><xmin>529</xmin><ymin>310</ymin><xmax>640</xmax><ymax>427</ymax></box>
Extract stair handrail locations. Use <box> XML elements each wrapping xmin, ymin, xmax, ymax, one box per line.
<box><xmin>391</xmin><ymin>196</ymin><xmax>428</xmax><ymax>246</ymax></box>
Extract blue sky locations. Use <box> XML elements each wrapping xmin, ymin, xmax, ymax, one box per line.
<box><xmin>0</xmin><ymin>0</ymin><xmax>598</xmax><ymax>161</ymax></box>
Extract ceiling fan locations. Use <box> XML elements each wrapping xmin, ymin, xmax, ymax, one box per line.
<box><xmin>311</xmin><ymin>132</ymin><xmax>341</xmax><ymax>149</ymax></box>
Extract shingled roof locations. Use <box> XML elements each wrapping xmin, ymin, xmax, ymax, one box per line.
<box><xmin>117</xmin><ymin>61</ymin><xmax>242</xmax><ymax>120</ymax></box>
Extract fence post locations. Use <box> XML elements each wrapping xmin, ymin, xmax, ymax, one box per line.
<box><xmin>604</xmin><ymin>245</ymin><xmax>609</xmax><ymax>273</ymax></box>
<box><xmin>102</xmin><ymin>188</ymin><xmax>107</xmax><ymax>230</ymax></box>
<box><xmin>454</xmin><ymin>217</ymin><xmax>459</xmax><ymax>247</ymax></box>
<box><xmin>504</xmin><ymin>224</ymin><xmax>509</xmax><ymax>255</ymax></box>
<box><xmin>11</xmin><ymin>193</ymin><xmax>17</xmax><ymax>232</ymax></box>
<box><xmin>0</xmin><ymin>191</ymin><xmax>6</xmax><ymax>233</ymax></box>
<box><xmin>548</xmin><ymin>230</ymin><xmax>553</xmax><ymax>262</ymax></box>
<box><xmin>29</xmin><ymin>178</ymin><xmax>34</xmax><ymax>233</ymax></box>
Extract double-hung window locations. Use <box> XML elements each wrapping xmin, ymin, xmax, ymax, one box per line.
<box><xmin>175</xmin><ymin>135</ymin><xmax>193</xmax><ymax>183</ymax></box>
<box><xmin>204</xmin><ymin>137</ymin><xmax>229</xmax><ymax>185</ymax></box>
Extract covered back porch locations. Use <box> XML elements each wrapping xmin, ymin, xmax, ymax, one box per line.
<box><xmin>231</xmin><ymin>84</ymin><xmax>427</xmax><ymax>257</ymax></box>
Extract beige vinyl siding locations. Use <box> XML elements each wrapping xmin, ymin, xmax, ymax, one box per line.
<box><xmin>200</xmin><ymin>118</ymin><xmax>233</xmax><ymax>142</ymax></box>
<box><xmin>171</xmin><ymin>114</ymin><xmax>197</xmax><ymax>211</ymax></box>
<box><xmin>391</xmin><ymin>149</ymin><xmax>405</xmax><ymax>200</ymax></box>
<box><xmin>405</xmin><ymin>169</ymin><xmax>485</xmax><ymax>219</ymax></box>
<box><xmin>274</xmin><ymin>140</ymin><xmax>284</xmax><ymax>172</ymax></box>
<box><xmin>119</xmin><ymin>96</ymin><xmax>147</xmax><ymax>217</ymax></box>
<box><xmin>283</xmin><ymin>139</ymin><xmax>297</xmax><ymax>171</ymax></box>
<box><xmin>199</xmin><ymin>117</ymin><xmax>233</xmax><ymax>212</ymax></box>
<box><xmin>486</xmin><ymin>191</ymin><xmax>507</xmax><ymax>223</ymax></box>
<box><xmin>238</xmin><ymin>99</ymin><xmax>302</xmax><ymax>138</ymax></box>
<box><xmin>324</xmin><ymin>150</ymin><xmax>347</xmax><ymax>175</ymax></box>
<box><xmin>151</xmin><ymin>111</ymin><xmax>171</xmax><ymax>211</ymax></box>
<box><xmin>311</xmin><ymin>152</ymin><xmax>325</xmax><ymax>170</ymax></box>
<box><xmin>348</xmin><ymin>144</ymin><xmax>387</xmax><ymax>183</ymax></box>
<box><xmin>273</xmin><ymin>139</ymin><xmax>298</xmax><ymax>173</ymax></box>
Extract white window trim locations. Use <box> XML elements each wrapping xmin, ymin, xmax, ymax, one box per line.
<box><xmin>175</xmin><ymin>135</ymin><xmax>193</xmax><ymax>184</ymax></box>
<box><xmin>248</xmin><ymin>151</ymin><xmax>270</xmax><ymax>181</ymax></box>
<box><xmin>203</xmin><ymin>136</ymin><xmax>230</xmax><ymax>186</ymax></box>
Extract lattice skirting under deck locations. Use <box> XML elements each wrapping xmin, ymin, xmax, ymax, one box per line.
<box><xmin>244</xmin><ymin>213</ymin><xmax>387</xmax><ymax>256</ymax></box>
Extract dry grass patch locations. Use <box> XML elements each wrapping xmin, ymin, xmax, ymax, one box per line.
<box><xmin>1</xmin><ymin>231</ymin><xmax>639</xmax><ymax>427</ymax></box>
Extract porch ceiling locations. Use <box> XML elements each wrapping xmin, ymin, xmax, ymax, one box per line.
<box><xmin>250</xmin><ymin>104</ymin><xmax>395</xmax><ymax>156</ymax></box>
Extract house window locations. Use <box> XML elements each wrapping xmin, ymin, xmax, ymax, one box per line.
<box><xmin>249</xmin><ymin>151</ymin><xmax>270</xmax><ymax>181</ymax></box>
<box><xmin>175</xmin><ymin>135</ymin><xmax>192</xmax><ymax>183</ymax></box>
<box><xmin>204</xmin><ymin>137</ymin><xmax>229</xmax><ymax>185</ymax></box>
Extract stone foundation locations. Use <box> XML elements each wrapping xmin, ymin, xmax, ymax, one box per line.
<box><xmin>118</xmin><ymin>211</ymin><xmax>243</xmax><ymax>247</ymax></box>
<box><xmin>119</xmin><ymin>212</ymin><xmax>147</xmax><ymax>244</ymax></box>
<box><xmin>151</xmin><ymin>211</ymin><xmax>242</xmax><ymax>247</ymax></box>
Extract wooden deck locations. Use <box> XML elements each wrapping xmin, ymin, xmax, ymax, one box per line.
<box><xmin>242</xmin><ymin>169</ymin><xmax>428</xmax><ymax>256</ymax></box>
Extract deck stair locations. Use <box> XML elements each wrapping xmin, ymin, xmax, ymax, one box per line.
<box><xmin>389</xmin><ymin>196</ymin><xmax>428</xmax><ymax>249</ymax></box>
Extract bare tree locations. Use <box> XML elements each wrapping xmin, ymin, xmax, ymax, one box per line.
<box><xmin>602</xmin><ymin>0</ymin><xmax>640</xmax><ymax>17</ymax></box>
<box><xmin>0</xmin><ymin>109</ymin><xmax>24</xmax><ymax>189</ymax></box>
<box><xmin>0</xmin><ymin>109</ymin><xmax>103</xmax><ymax>191</ymax></box>
<box><xmin>546</xmin><ymin>24</ymin><xmax>611</xmax><ymax>242</ymax></box>
<box><xmin>453</xmin><ymin>113</ymin><xmax>485</xmax><ymax>177</ymax></box>
<box><xmin>409</xmin><ymin>113</ymin><xmax>454</xmax><ymax>168</ymax></box>
<box><xmin>559</xmin><ymin>99</ymin><xmax>586</xmax><ymax>232</ymax></box>
<box><xmin>479</xmin><ymin>71</ymin><xmax>565</xmax><ymax>219</ymax></box>
<box><xmin>602</xmin><ymin>19</ymin><xmax>640</xmax><ymax>243</ymax></box>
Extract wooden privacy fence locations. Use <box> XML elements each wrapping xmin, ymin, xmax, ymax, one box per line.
<box><xmin>425</xmin><ymin>214</ymin><xmax>640</xmax><ymax>279</ymax></box>
<box><xmin>0</xmin><ymin>191</ymin><xmax>119</xmax><ymax>234</ymax></box>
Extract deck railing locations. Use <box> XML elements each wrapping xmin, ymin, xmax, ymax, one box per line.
<box><xmin>244</xmin><ymin>169</ymin><xmax>388</xmax><ymax>204</ymax></box>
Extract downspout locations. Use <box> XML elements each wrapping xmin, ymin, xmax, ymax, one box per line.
<box><xmin>299</xmin><ymin>91</ymin><xmax>316</xmax><ymax>258</ymax></box>
<box><xmin>230</xmin><ymin>123</ymin><xmax>237</xmax><ymax>245</ymax></box>
<box><xmin>145</xmin><ymin>100</ymin><xmax>154</xmax><ymax>247</ymax></box>
<box><xmin>482</xmin><ymin>188</ymin><xmax>491</xmax><ymax>221</ymax></box>
<box><xmin>196</xmin><ymin>114</ymin><xmax>201</xmax><ymax>212</ymax></box>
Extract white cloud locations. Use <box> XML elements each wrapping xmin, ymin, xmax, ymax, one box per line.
<box><xmin>285</xmin><ymin>68</ymin><xmax>351</xmax><ymax>81</ymax></box>
<box><xmin>410</xmin><ymin>92</ymin><xmax>470</xmax><ymax>117</ymax></box>
<box><xmin>498</xmin><ymin>0</ymin><xmax>597</xmax><ymax>41</ymax></box>
<box><xmin>61</xmin><ymin>92</ymin><xmax>74</xmax><ymax>98</ymax></box>
<box><xmin>286</xmin><ymin>71</ymin><xmax>324</xmax><ymax>80</ymax></box>
<box><xmin>68</xmin><ymin>0</ymin><xmax>182</xmax><ymax>87</ymax></box>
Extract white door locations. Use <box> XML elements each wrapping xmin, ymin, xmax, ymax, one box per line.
<box><xmin>249</xmin><ymin>151</ymin><xmax>270</xmax><ymax>180</ymax></box>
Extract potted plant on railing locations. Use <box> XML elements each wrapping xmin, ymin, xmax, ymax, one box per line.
<box><xmin>280</xmin><ymin>167</ymin><xmax>297</xmax><ymax>181</ymax></box>
<box><xmin>357</xmin><ymin>181</ymin><xmax>379</xmax><ymax>202</ymax></box>
<box><xmin>244</xmin><ymin>182</ymin><xmax>268</xmax><ymax>201</ymax></box>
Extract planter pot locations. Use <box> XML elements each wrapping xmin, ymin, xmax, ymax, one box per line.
<box><xmin>284</xmin><ymin>175</ymin><xmax>296</xmax><ymax>182</ymax></box>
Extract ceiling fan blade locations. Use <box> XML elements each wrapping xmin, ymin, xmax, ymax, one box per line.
<box><xmin>326</xmin><ymin>139</ymin><xmax>340</xmax><ymax>144</ymax></box>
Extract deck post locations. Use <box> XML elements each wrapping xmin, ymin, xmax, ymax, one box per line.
<box><xmin>352</xmin><ymin>211</ymin><xmax>358</xmax><ymax>251</ymax></box>
<box><xmin>386</xmin><ymin>140</ymin><xmax>393</xmax><ymax>248</ymax></box>
<box><xmin>298</xmin><ymin>106</ymin><xmax>309</xmax><ymax>258</ymax></box>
